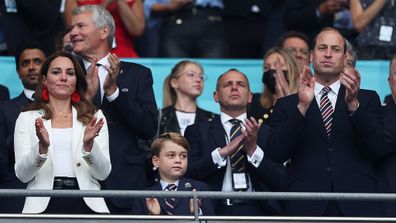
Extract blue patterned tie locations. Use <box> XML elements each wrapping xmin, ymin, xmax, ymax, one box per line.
<box><xmin>229</xmin><ymin>119</ymin><xmax>246</xmax><ymax>172</ymax></box>
<box><xmin>320</xmin><ymin>87</ymin><xmax>334</xmax><ymax>138</ymax></box>
<box><xmin>164</xmin><ymin>184</ymin><xmax>177</xmax><ymax>215</ymax></box>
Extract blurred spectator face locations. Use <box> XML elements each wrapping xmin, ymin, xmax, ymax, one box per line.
<box><xmin>171</xmin><ymin>63</ymin><xmax>205</xmax><ymax>99</ymax></box>
<box><xmin>214</xmin><ymin>70</ymin><xmax>252</xmax><ymax>112</ymax></box>
<box><xmin>388</xmin><ymin>58</ymin><xmax>396</xmax><ymax>98</ymax></box>
<box><xmin>70</xmin><ymin>12</ymin><xmax>106</xmax><ymax>56</ymax></box>
<box><xmin>283</xmin><ymin>37</ymin><xmax>310</xmax><ymax>72</ymax></box>
<box><xmin>264</xmin><ymin>52</ymin><xmax>287</xmax><ymax>72</ymax></box>
<box><xmin>312</xmin><ymin>30</ymin><xmax>346</xmax><ymax>79</ymax></box>
<box><xmin>344</xmin><ymin>51</ymin><xmax>356</xmax><ymax>75</ymax></box>
<box><xmin>17</xmin><ymin>49</ymin><xmax>46</xmax><ymax>90</ymax></box>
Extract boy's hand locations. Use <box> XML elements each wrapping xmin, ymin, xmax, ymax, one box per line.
<box><xmin>146</xmin><ymin>198</ymin><xmax>161</xmax><ymax>215</ymax></box>
<box><xmin>189</xmin><ymin>189</ymin><xmax>201</xmax><ymax>214</ymax></box>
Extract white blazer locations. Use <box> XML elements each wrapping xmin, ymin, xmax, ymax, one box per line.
<box><xmin>14</xmin><ymin>107</ymin><xmax>111</xmax><ymax>213</ymax></box>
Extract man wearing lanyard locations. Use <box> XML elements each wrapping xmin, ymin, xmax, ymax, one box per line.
<box><xmin>184</xmin><ymin>69</ymin><xmax>286</xmax><ymax>215</ymax></box>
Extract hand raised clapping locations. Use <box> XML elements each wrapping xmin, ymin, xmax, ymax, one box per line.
<box><xmin>83</xmin><ymin>117</ymin><xmax>104</xmax><ymax>152</ymax></box>
<box><xmin>35</xmin><ymin>118</ymin><xmax>50</xmax><ymax>154</ymax></box>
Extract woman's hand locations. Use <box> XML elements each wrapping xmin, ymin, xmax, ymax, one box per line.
<box><xmin>83</xmin><ymin>117</ymin><xmax>104</xmax><ymax>152</ymax></box>
<box><xmin>274</xmin><ymin>58</ymin><xmax>291</xmax><ymax>99</ymax></box>
<box><xmin>35</xmin><ymin>118</ymin><xmax>50</xmax><ymax>154</ymax></box>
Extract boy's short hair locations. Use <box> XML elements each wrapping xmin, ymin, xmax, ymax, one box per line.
<box><xmin>151</xmin><ymin>132</ymin><xmax>190</xmax><ymax>157</ymax></box>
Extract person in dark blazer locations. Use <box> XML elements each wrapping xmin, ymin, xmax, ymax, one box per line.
<box><xmin>132</xmin><ymin>132</ymin><xmax>214</xmax><ymax>215</ymax></box>
<box><xmin>0</xmin><ymin>84</ymin><xmax>9</xmax><ymax>101</ymax></box>
<box><xmin>184</xmin><ymin>69</ymin><xmax>287</xmax><ymax>216</ymax></box>
<box><xmin>69</xmin><ymin>5</ymin><xmax>158</xmax><ymax>213</ymax></box>
<box><xmin>375</xmin><ymin>55</ymin><xmax>396</xmax><ymax>216</ymax></box>
<box><xmin>268</xmin><ymin>27</ymin><xmax>385</xmax><ymax>216</ymax></box>
<box><xmin>0</xmin><ymin>41</ymin><xmax>46</xmax><ymax>213</ymax></box>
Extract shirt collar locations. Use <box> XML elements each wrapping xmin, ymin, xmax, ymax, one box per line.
<box><xmin>314</xmin><ymin>80</ymin><xmax>340</xmax><ymax>97</ymax></box>
<box><xmin>220</xmin><ymin>112</ymin><xmax>247</xmax><ymax>126</ymax></box>
<box><xmin>160</xmin><ymin>179</ymin><xmax>179</xmax><ymax>190</ymax></box>
<box><xmin>23</xmin><ymin>88</ymin><xmax>35</xmax><ymax>101</ymax></box>
<box><xmin>82</xmin><ymin>53</ymin><xmax>110</xmax><ymax>70</ymax></box>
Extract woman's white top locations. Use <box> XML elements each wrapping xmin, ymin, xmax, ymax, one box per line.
<box><xmin>52</xmin><ymin>128</ymin><xmax>75</xmax><ymax>177</ymax></box>
<box><xmin>175</xmin><ymin>110</ymin><xmax>196</xmax><ymax>135</ymax></box>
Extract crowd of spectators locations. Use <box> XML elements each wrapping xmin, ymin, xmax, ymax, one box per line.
<box><xmin>0</xmin><ymin>0</ymin><xmax>396</xmax><ymax>218</ymax></box>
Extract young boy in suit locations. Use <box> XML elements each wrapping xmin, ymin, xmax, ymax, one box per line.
<box><xmin>131</xmin><ymin>132</ymin><xmax>214</xmax><ymax>215</ymax></box>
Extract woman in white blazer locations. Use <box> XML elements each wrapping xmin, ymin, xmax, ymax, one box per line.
<box><xmin>14</xmin><ymin>51</ymin><xmax>111</xmax><ymax>214</ymax></box>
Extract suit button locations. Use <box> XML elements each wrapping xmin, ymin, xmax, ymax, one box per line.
<box><xmin>77</xmin><ymin>163</ymin><xmax>81</xmax><ymax>167</ymax></box>
<box><xmin>328</xmin><ymin>147</ymin><xmax>333</xmax><ymax>152</ymax></box>
<box><xmin>326</xmin><ymin>167</ymin><xmax>332</xmax><ymax>172</ymax></box>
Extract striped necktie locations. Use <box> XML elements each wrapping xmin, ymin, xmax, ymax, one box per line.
<box><xmin>164</xmin><ymin>184</ymin><xmax>177</xmax><ymax>215</ymax></box>
<box><xmin>229</xmin><ymin>119</ymin><xmax>246</xmax><ymax>172</ymax></box>
<box><xmin>320</xmin><ymin>86</ymin><xmax>333</xmax><ymax>138</ymax></box>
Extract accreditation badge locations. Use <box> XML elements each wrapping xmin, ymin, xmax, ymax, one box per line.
<box><xmin>232</xmin><ymin>171</ymin><xmax>249</xmax><ymax>191</ymax></box>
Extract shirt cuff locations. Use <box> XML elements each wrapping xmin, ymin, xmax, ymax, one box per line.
<box><xmin>247</xmin><ymin>146</ymin><xmax>264</xmax><ymax>168</ymax></box>
<box><xmin>106</xmin><ymin>87</ymin><xmax>119</xmax><ymax>102</ymax></box>
<box><xmin>211</xmin><ymin>147</ymin><xmax>226</xmax><ymax>168</ymax></box>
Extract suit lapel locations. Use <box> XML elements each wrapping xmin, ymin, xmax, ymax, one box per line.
<box><xmin>14</xmin><ymin>93</ymin><xmax>30</xmax><ymax>108</ymax></box>
<box><xmin>71</xmin><ymin>107</ymin><xmax>84</xmax><ymax>155</ymax></box>
<box><xmin>330</xmin><ymin>86</ymin><xmax>346</xmax><ymax>142</ymax></box>
<box><xmin>309</xmin><ymin>99</ymin><xmax>330</xmax><ymax>141</ymax></box>
<box><xmin>209</xmin><ymin>117</ymin><xmax>227</xmax><ymax>148</ymax></box>
<box><xmin>173</xmin><ymin>178</ymin><xmax>190</xmax><ymax>209</ymax></box>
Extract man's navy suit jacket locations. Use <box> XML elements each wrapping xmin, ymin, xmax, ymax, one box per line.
<box><xmin>131</xmin><ymin>177</ymin><xmax>215</xmax><ymax>215</ymax></box>
<box><xmin>184</xmin><ymin>116</ymin><xmax>287</xmax><ymax>215</ymax></box>
<box><xmin>92</xmin><ymin>61</ymin><xmax>158</xmax><ymax>208</ymax></box>
<box><xmin>0</xmin><ymin>93</ymin><xmax>29</xmax><ymax>213</ymax></box>
<box><xmin>268</xmin><ymin>86</ymin><xmax>385</xmax><ymax>216</ymax></box>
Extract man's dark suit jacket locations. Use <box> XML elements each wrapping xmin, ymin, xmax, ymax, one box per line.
<box><xmin>0</xmin><ymin>84</ymin><xmax>9</xmax><ymax>101</ymax></box>
<box><xmin>131</xmin><ymin>178</ymin><xmax>214</xmax><ymax>215</ymax></box>
<box><xmin>268</xmin><ymin>86</ymin><xmax>385</xmax><ymax>216</ymax></box>
<box><xmin>184</xmin><ymin>116</ymin><xmax>287</xmax><ymax>215</ymax></box>
<box><xmin>375</xmin><ymin>100</ymin><xmax>396</xmax><ymax>216</ymax></box>
<box><xmin>0</xmin><ymin>93</ymin><xmax>29</xmax><ymax>213</ymax></box>
<box><xmin>93</xmin><ymin>61</ymin><xmax>158</xmax><ymax>209</ymax></box>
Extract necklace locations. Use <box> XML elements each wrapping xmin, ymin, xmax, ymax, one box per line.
<box><xmin>52</xmin><ymin>107</ymin><xmax>72</xmax><ymax>118</ymax></box>
<box><xmin>56</xmin><ymin>112</ymin><xmax>72</xmax><ymax>118</ymax></box>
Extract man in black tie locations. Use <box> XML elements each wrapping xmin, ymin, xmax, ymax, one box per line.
<box><xmin>0</xmin><ymin>41</ymin><xmax>46</xmax><ymax>213</ymax></box>
<box><xmin>70</xmin><ymin>5</ymin><xmax>158</xmax><ymax>213</ymax></box>
<box><xmin>184</xmin><ymin>69</ymin><xmax>286</xmax><ymax>215</ymax></box>
<box><xmin>268</xmin><ymin>27</ymin><xmax>385</xmax><ymax>216</ymax></box>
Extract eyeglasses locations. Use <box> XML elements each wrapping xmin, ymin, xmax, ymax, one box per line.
<box><xmin>285</xmin><ymin>47</ymin><xmax>310</xmax><ymax>58</ymax></box>
<box><xmin>179</xmin><ymin>70</ymin><xmax>207</xmax><ymax>81</ymax></box>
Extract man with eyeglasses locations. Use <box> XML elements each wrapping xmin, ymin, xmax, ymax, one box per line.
<box><xmin>277</xmin><ymin>31</ymin><xmax>310</xmax><ymax>73</ymax></box>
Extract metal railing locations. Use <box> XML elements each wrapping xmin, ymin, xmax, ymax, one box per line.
<box><xmin>1</xmin><ymin>189</ymin><xmax>396</xmax><ymax>222</ymax></box>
